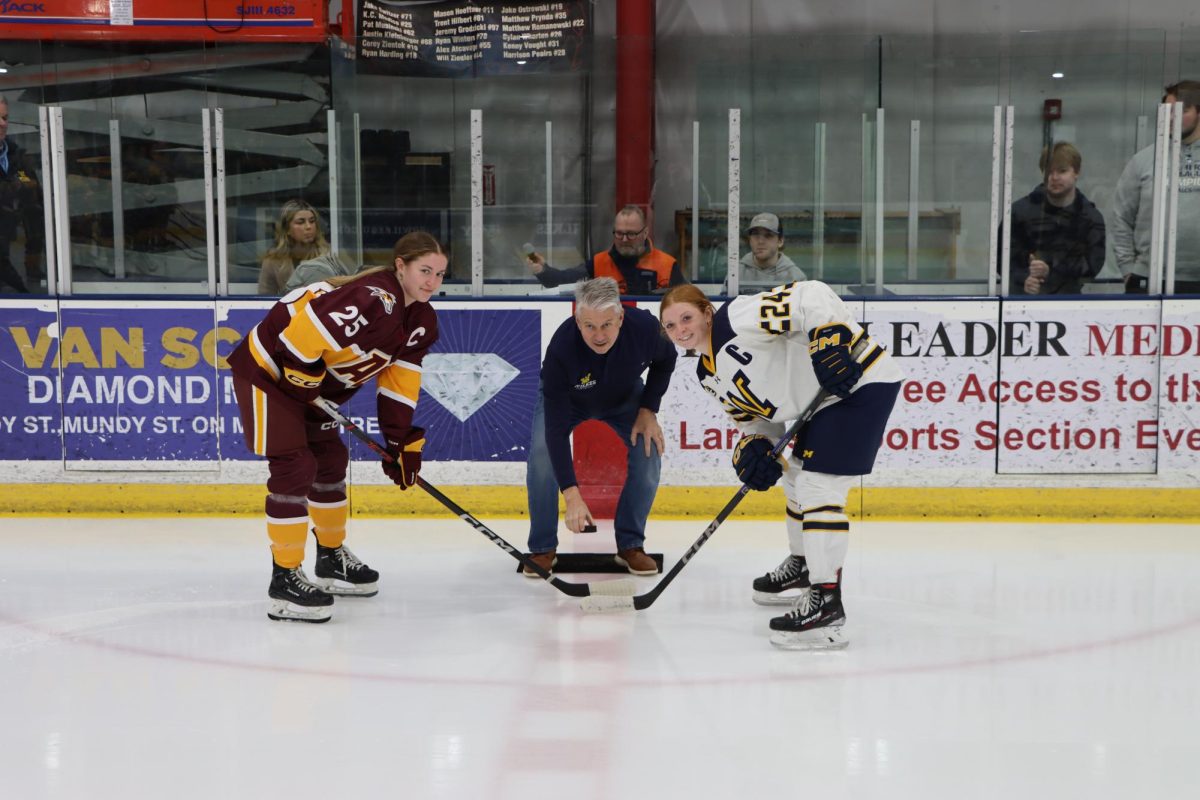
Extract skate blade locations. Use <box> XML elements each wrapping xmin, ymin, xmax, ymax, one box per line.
<box><xmin>769</xmin><ymin>626</ymin><xmax>848</xmax><ymax>651</ymax></box>
<box><xmin>313</xmin><ymin>577</ymin><xmax>378</xmax><ymax>597</ymax></box>
<box><xmin>752</xmin><ymin>590</ymin><xmax>808</xmax><ymax>606</ymax></box>
<box><xmin>267</xmin><ymin>598</ymin><xmax>332</xmax><ymax>623</ymax></box>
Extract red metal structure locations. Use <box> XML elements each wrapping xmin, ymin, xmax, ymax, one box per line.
<box><xmin>614</xmin><ymin>0</ymin><xmax>655</xmax><ymax>214</ymax></box>
<box><xmin>571</xmin><ymin>0</ymin><xmax>658</xmax><ymax>525</ymax></box>
<box><xmin>0</xmin><ymin>0</ymin><xmax>329</xmax><ymax>42</ymax></box>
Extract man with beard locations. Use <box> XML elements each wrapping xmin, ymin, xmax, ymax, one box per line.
<box><xmin>526</xmin><ymin>205</ymin><xmax>686</xmax><ymax>295</ymax></box>
<box><xmin>1004</xmin><ymin>141</ymin><xmax>1106</xmax><ymax>295</ymax></box>
<box><xmin>1113</xmin><ymin>80</ymin><xmax>1200</xmax><ymax>294</ymax></box>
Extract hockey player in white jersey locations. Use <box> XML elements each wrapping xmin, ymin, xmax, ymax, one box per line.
<box><xmin>659</xmin><ymin>282</ymin><xmax>902</xmax><ymax>649</ymax></box>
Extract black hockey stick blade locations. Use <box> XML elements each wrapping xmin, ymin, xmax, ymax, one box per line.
<box><xmin>580</xmin><ymin>390</ymin><xmax>830</xmax><ymax>614</ymax></box>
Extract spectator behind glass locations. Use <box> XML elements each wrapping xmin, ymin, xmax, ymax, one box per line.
<box><xmin>725</xmin><ymin>212</ymin><xmax>807</xmax><ymax>295</ymax></box>
<box><xmin>525</xmin><ymin>204</ymin><xmax>686</xmax><ymax>296</ymax></box>
<box><xmin>258</xmin><ymin>199</ymin><xmax>329</xmax><ymax>295</ymax></box>
<box><xmin>1113</xmin><ymin>80</ymin><xmax>1200</xmax><ymax>294</ymax></box>
<box><xmin>0</xmin><ymin>94</ymin><xmax>44</xmax><ymax>293</ymax></box>
<box><xmin>1005</xmin><ymin>142</ymin><xmax>1106</xmax><ymax>295</ymax></box>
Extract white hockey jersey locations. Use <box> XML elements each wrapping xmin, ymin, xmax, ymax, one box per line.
<box><xmin>696</xmin><ymin>281</ymin><xmax>903</xmax><ymax>438</ymax></box>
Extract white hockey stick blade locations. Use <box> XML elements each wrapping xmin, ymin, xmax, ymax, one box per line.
<box><xmin>579</xmin><ymin>594</ymin><xmax>637</xmax><ymax>613</ymax></box>
<box><xmin>588</xmin><ymin>579</ymin><xmax>637</xmax><ymax>597</ymax></box>
<box><xmin>769</xmin><ymin>626</ymin><xmax>849</xmax><ymax>651</ymax></box>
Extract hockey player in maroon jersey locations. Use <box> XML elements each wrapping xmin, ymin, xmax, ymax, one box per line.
<box><xmin>228</xmin><ymin>231</ymin><xmax>446</xmax><ymax>622</ymax></box>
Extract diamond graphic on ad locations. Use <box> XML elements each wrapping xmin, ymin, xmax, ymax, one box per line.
<box><xmin>422</xmin><ymin>353</ymin><xmax>520</xmax><ymax>422</ymax></box>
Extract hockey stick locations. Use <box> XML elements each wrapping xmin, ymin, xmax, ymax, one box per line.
<box><xmin>580</xmin><ymin>390</ymin><xmax>830</xmax><ymax>613</ymax></box>
<box><xmin>311</xmin><ymin>397</ymin><xmax>634</xmax><ymax>601</ymax></box>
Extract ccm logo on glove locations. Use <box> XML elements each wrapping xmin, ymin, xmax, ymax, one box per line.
<box><xmin>277</xmin><ymin>355</ymin><xmax>326</xmax><ymax>403</ymax></box>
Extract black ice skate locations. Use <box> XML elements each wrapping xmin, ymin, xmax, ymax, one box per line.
<box><xmin>313</xmin><ymin>537</ymin><xmax>379</xmax><ymax>597</ymax></box>
<box><xmin>752</xmin><ymin>554</ymin><xmax>810</xmax><ymax>606</ymax></box>
<box><xmin>768</xmin><ymin>583</ymin><xmax>848</xmax><ymax>650</ymax></box>
<box><xmin>268</xmin><ymin>563</ymin><xmax>334</xmax><ymax>623</ymax></box>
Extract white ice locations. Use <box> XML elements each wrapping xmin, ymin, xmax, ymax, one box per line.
<box><xmin>2</xmin><ymin>516</ymin><xmax>1198</xmax><ymax>799</ymax></box>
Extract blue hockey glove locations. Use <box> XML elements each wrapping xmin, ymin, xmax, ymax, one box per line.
<box><xmin>732</xmin><ymin>434</ymin><xmax>785</xmax><ymax>491</ymax></box>
<box><xmin>811</xmin><ymin>345</ymin><xmax>862</xmax><ymax>399</ymax></box>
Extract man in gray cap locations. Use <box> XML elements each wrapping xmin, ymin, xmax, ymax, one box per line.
<box><xmin>725</xmin><ymin>212</ymin><xmax>807</xmax><ymax>295</ymax></box>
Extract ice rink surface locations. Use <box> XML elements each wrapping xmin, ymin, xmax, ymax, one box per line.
<box><xmin>2</xmin><ymin>515</ymin><xmax>1199</xmax><ymax>800</ymax></box>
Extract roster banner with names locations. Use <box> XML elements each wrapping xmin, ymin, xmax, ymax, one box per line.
<box><xmin>356</xmin><ymin>0</ymin><xmax>590</xmax><ymax>77</ymax></box>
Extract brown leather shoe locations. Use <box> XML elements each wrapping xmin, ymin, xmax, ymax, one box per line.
<box><xmin>522</xmin><ymin>550</ymin><xmax>557</xmax><ymax>578</ymax></box>
<box><xmin>615</xmin><ymin>547</ymin><xmax>658</xmax><ymax>576</ymax></box>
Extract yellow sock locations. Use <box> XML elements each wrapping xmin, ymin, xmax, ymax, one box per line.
<box><xmin>310</xmin><ymin>499</ymin><xmax>348</xmax><ymax>549</ymax></box>
<box><xmin>268</xmin><ymin>513</ymin><xmax>309</xmax><ymax>568</ymax></box>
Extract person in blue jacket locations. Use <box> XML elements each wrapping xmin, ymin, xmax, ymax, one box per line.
<box><xmin>523</xmin><ymin>277</ymin><xmax>678</xmax><ymax>577</ymax></box>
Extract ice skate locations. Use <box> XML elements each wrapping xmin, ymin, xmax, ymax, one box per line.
<box><xmin>752</xmin><ymin>554</ymin><xmax>810</xmax><ymax>605</ymax></box>
<box><xmin>268</xmin><ymin>563</ymin><xmax>334</xmax><ymax>623</ymax></box>
<box><xmin>313</xmin><ymin>537</ymin><xmax>379</xmax><ymax>597</ymax></box>
<box><xmin>768</xmin><ymin>583</ymin><xmax>848</xmax><ymax>650</ymax></box>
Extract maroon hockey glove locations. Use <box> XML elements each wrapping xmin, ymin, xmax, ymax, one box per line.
<box><xmin>383</xmin><ymin>427</ymin><xmax>426</xmax><ymax>490</ymax></box>
<box><xmin>277</xmin><ymin>354</ymin><xmax>326</xmax><ymax>404</ymax></box>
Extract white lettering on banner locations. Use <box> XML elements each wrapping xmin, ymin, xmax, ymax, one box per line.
<box><xmin>61</xmin><ymin>416</ymin><xmax>146</xmax><ymax>435</ymax></box>
<box><xmin>153</xmin><ymin>416</ymin><xmax>184</xmax><ymax>434</ymax></box>
<box><xmin>23</xmin><ymin>416</ymin><xmax>58</xmax><ymax>434</ymax></box>
<box><xmin>348</xmin><ymin>416</ymin><xmax>381</xmax><ymax>435</ymax></box>
<box><xmin>27</xmin><ymin>375</ymin><xmax>213</xmax><ymax>405</ymax></box>
<box><xmin>0</xmin><ymin>416</ymin><xmax>15</xmax><ymax>433</ymax></box>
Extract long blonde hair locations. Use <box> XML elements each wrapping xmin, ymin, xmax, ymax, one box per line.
<box><xmin>265</xmin><ymin>199</ymin><xmax>328</xmax><ymax>264</ymax></box>
<box><xmin>326</xmin><ymin>231</ymin><xmax>446</xmax><ymax>288</ymax></box>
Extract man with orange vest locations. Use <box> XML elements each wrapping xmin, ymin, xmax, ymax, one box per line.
<box><xmin>527</xmin><ymin>205</ymin><xmax>686</xmax><ymax>295</ymax></box>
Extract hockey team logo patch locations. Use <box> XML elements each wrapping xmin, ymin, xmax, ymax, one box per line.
<box><xmin>369</xmin><ymin>286</ymin><xmax>397</xmax><ymax>314</ymax></box>
<box><xmin>575</xmin><ymin>372</ymin><xmax>597</xmax><ymax>390</ymax></box>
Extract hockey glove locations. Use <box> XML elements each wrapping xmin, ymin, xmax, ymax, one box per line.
<box><xmin>732</xmin><ymin>434</ymin><xmax>785</xmax><ymax>491</ymax></box>
<box><xmin>811</xmin><ymin>345</ymin><xmax>862</xmax><ymax>399</ymax></box>
<box><xmin>383</xmin><ymin>427</ymin><xmax>425</xmax><ymax>490</ymax></box>
<box><xmin>277</xmin><ymin>354</ymin><xmax>326</xmax><ymax>404</ymax></box>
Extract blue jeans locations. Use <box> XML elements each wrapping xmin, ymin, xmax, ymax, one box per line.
<box><xmin>526</xmin><ymin>384</ymin><xmax>661</xmax><ymax>553</ymax></box>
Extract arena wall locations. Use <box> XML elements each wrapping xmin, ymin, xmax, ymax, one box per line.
<box><xmin>2</xmin><ymin>296</ymin><xmax>1198</xmax><ymax>520</ymax></box>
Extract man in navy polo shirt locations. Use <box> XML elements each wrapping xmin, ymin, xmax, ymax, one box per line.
<box><xmin>524</xmin><ymin>277</ymin><xmax>677</xmax><ymax>576</ymax></box>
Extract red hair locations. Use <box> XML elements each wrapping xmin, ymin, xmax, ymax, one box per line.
<box><xmin>660</xmin><ymin>284</ymin><xmax>715</xmax><ymax>319</ymax></box>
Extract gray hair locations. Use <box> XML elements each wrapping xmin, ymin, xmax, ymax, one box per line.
<box><xmin>574</xmin><ymin>277</ymin><xmax>622</xmax><ymax>314</ymax></box>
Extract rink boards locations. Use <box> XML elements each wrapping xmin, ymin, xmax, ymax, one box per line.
<box><xmin>1</xmin><ymin>295</ymin><xmax>1199</xmax><ymax>519</ymax></box>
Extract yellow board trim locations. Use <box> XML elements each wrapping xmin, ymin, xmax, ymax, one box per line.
<box><xmin>2</xmin><ymin>484</ymin><xmax>1199</xmax><ymax>522</ymax></box>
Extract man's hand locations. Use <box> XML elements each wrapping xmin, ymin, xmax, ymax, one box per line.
<box><xmin>630</xmin><ymin>408</ymin><xmax>665</xmax><ymax>457</ymax></box>
<box><xmin>1028</xmin><ymin>257</ymin><xmax>1050</xmax><ymax>279</ymax></box>
<box><xmin>1023</xmin><ymin>275</ymin><xmax>1044</xmax><ymax>294</ymax></box>
<box><xmin>526</xmin><ymin>253</ymin><xmax>546</xmax><ymax>275</ymax></box>
<box><xmin>562</xmin><ymin>486</ymin><xmax>595</xmax><ymax>533</ymax></box>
